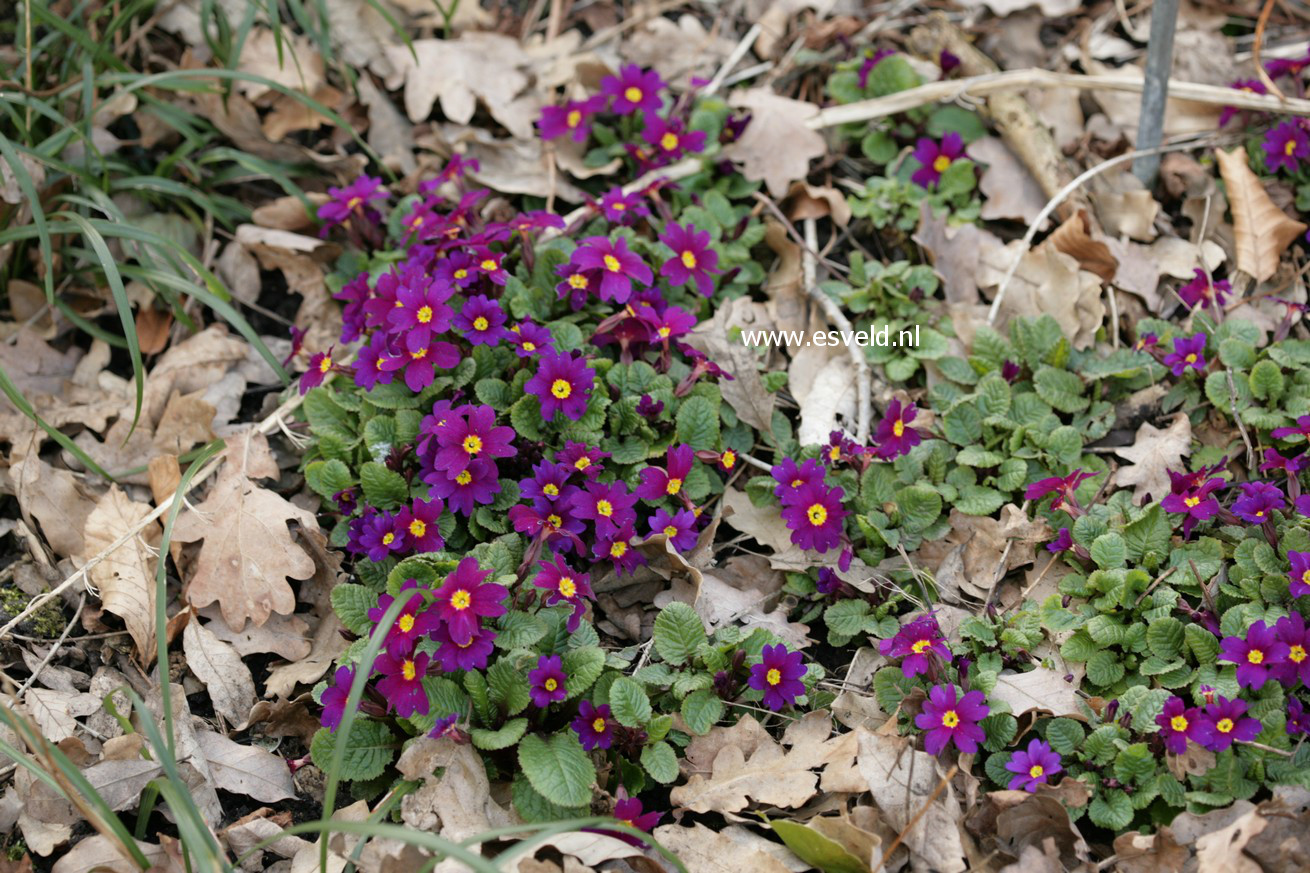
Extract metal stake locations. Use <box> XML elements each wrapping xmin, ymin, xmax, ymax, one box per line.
<box><xmin>1133</xmin><ymin>0</ymin><xmax>1181</xmax><ymax>187</ymax></box>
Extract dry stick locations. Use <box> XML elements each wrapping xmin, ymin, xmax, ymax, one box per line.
<box><xmin>986</xmin><ymin>138</ymin><xmax>1216</xmax><ymax>326</ymax></box>
<box><xmin>0</xmin><ymin>386</ymin><xmax>314</xmax><ymax>641</ymax></box>
<box><xmin>879</xmin><ymin>764</ymin><xmax>959</xmax><ymax>869</ymax></box>
<box><xmin>802</xmin><ymin>217</ymin><xmax>873</xmax><ymax>443</ymax></box>
<box><xmin>1253</xmin><ymin>0</ymin><xmax>1286</xmax><ymax>101</ymax></box>
<box><xmin>1226</xmin><ymin>367</ymin><xmax>1258</xmax><ymax>471</ymax></box>
<box><xmin>704</xmin><ymin>22</ymin><xmax>763</xmax><ymax>97</ymax></box>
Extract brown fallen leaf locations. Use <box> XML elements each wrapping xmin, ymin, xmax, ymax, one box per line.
<box><xmin>917</xmin><ymin>505</ymin><xmax>1051</xmax><ymax>604</ymax></box>
<box><xmin>650</xmin><ymin>824</ymin><xmax>794</xmax><ymax>873</ymax></box>
<box><xmin>1214</xmin><ymin>147</ymin><xmax>1307</xmax><ymax>283</ymax></box>
<box><xmin>684</xmin><ymin>297</ymin><xmax>777</xmax><ymax>433</ymax></box>
<box><xmin>263</xmin><ymin>612</ymin><xmax>348</xmax><ymax>699</ymax></box>
<box><xmin>1115</xmin><ymin>413</ymin><xmax>1192</xmax><ymax>504</ymax></box>
<box><xmin>80</xmin><ymin>486</ymin><xmax>161</xmax><ymax>658</ymax></box>
<box><xmin>1045</xmin><ymin>209</ymin><xmax>1117</xmax><ymax>283</ymax></box>
<box><xmin>977</xmin><ymin>242</ymin><xmax>1105</xmax><ymax>350</ymax></box>
<box><xmin>236</xmin><ymin>28</ymin><xmax>326</xmax><ymax>102</ymax></box>
<box><xmin>988</xmin><ymin>667</ymin><xmax>1084</xmax><ymax>719</ymax></box>
<box><xmin>10</xmin><ymin>435</ymin><xmax>99</xmax><ymax>558</ymax></box>
<box><xmin>182</xmin><ymin>619</ymin><xmax>256</xmax><ymax>726</ymax></box>
<box><xmin>671</xmin><ymin>712</ymin><xmax>855</xmax><ymax>814</ymax></box>
<box><xmin>194</xmin><ymin>730</ymin><xmax>296</xmax><ymax>802</ymax></box>
<box><xmin>915</xmin><ymin>203</ymin><xmax>1008</xmax><ymax>305</ymax></box>
<box><xmin>50</xmin><ymin>834</ymin><xmax>178</xmax><ymax>873</ymax></box>
<box><xmin>723</xmin><ymin>89</ymin><xmax>826</xmax><ymax>198</ymax></box>
<box><xmin>24</xmin><ymin>689</ymin><xmax>99</xmax><ymax>743</ymax></box>
<box><xmin>202</xmin><ymin>607</ymin><xmax>312</xmax><ymax>661</ymax></box>
<box><xmin>396</xmin><ymin>737</ymin><xmax>516</xmax><ymax>841</ymax></box>
<box><xmin>1113</xmin><ymin>826</ymin><xmax>1188</xmax><ymax>873</ymax></box>
<box><xmin>969</xmin><ymin>136</ymin><xmax>1049</xmax><ymax>228</ymax></box>
<box><xmin>1195</xmin><ymin>806</ymin><xmax>1266</xmax><ymax>873</ymax></box>
<box><xmin>173</xmin><ymin>431</ymin><xmax>317</xmax><ymax>628</ymax></box>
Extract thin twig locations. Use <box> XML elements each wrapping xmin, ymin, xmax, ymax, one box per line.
<box><xmin>1225</xmin><ymin>367</ymin><xmax>1258</xmax><ymax>471</ymax></box>
<box><xmin>1253</xmin><ymin>0</ymin><xmax>1286</xmax><ymax>101</ymax></box>
<box><xmin>879</xmin><ymin>764</ymin><xmax>959</xmax><ymax>867</ymax></box>
<box><xmin>802</xmin><ymin>218</ymin><xmax>872</xmax><ymax>443</ymax></box>
<box><xmin>704</xmin><ymin>23</ymin><xmax>762</xmax><ymax>97</ymax></box>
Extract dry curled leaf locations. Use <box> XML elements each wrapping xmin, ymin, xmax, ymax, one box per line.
<box><xmin>1214</xmin><ymin>147</ymin><xmax>1307</xmax><ymax>283</ymax></box>
<box><xmin>723</xmin><ymin>90</ymin><xmax>826</xmax><ymax>198</ymax></box>
<box><xmin>1115</xmin><ymin>413</ymin><xmax>1192</xmax><ymax>504</ymax></box>
<box><xmin>183</xmin><ymin>619</ymin><xmax>256</xmax><ymax>726</ymax></box>
<box><xmin>989</xmin><ymin>667</ymin><xmax>1084</xmax><ymax>719</ymax></box>
<box><xmin>1045</xmin><ymin>209</ymin><xmax>1117</xmax><ymax>282</ymax></box>
<box><xmin>80</xmin><ymin>486</ymin><xmax>162</xmax><ymax>658</ymax></box>
<box><xmin>194</xmin><ymin>730</ymin><xmax>296</xmax><ymax>802</ymax></box>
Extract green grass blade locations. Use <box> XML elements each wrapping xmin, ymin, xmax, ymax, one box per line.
<box><xmin>0</xmin><ymin>132</ymin><xmax>54</xmax><ymax>301</ymax></box>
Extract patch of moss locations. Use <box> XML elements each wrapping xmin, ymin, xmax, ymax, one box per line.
<box><xmin>0</xmin><ymin>585</ymin><xmax>66</xmax><ymax>638</ymax></box>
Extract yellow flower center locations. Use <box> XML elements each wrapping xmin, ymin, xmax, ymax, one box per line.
<box><xmin>382</xmin><ymin>532</ymin><xmax>395</xmax><ymax>545</ymax></box>
<box><xmin>666</xmin><ymin>478</ymin><xmax>683</xmax><ymax>495</ymax></box>
<box><xmin>409</xmin><ymin>520</ymin><xmax>426</xmax><ymax>538</ymax></box>
<box><xmin>543</xmin><ymin>484</ymin><xmax>560</xmax><ymax>497</ymax></box>
<box><xmin>1287</xmin><ymin>139</ymin><xmax>1298</xmax><ymax>156</ymax></box>
<box><xmin>1256</xmin><ymin>511</ymin><xmax>1265</xmax><ymax>518</ymax></box>
<box><xmin>658</xmin><ymin>326</ymin><xmax>671</xmax><ymax>338</ymax></box>
<box><xmin>481</xmin><ymin>258</ymin><xmax>498</xmax><ymax>271</ymax></box>
<box><xmin>911</xmin><ymin>639</ymin><xmax>931</xmax><ymax>655</ymax></box>
<box><xmin>454</xmin><ymin>268</ymin><xmax>468</xmax><ymax>280</ymax></box>
<box><xmin>1248</xmin><ymin>649</ymin><xmax>1264</xmax><ymax>664</ymax></box>
<box><xmin>558</xmin><ymin>577</ymin><xmax>577</xmax><ymax>598</ymax></box>
<box><xmin>624</xmin><ymin>86</ymin><xmax>643</xmax><ymax>103</ymax></box>
<box><xmin>681</xmin><ymin>250</ymin><xmax>697</xmax><ymax>269</ymax></box>
<box><xmin>402</xmin><ymin>660</ymin><xmax>417</xmax><ymax>681</ymax></box>
<box><xmin>544</xmin><ymin>678</ymin><xmax>558</xmax><ymax>692</ymax></box>
<box><xmin>664</xmin><ymin>525</ymin><xmax>679</xmax><ymax>538</ymax></box>
<box><xmin>830</xmin><ymin>445</ymin><xmax>841</xmax><ymax>460</ymax></box>
<box><xmin>660</xmin><ymin>131</ymin><xmax>679</xmax><ymax>151</ymax></box>
<box><xmin>766</xmin><ymin>668</ymin><xmax>782</xmax><ymax>685</ymax></box>
<box><xmin>551</xmin><ymin>378</ymin><xmax>572</xmax><ymax>399</ymax></box>
<box><xmin>567</xmin><ymin>109</ymin><xmax>581</xmax><ymax>128</ymax></box>
<box><xmin>456</xmin><ymin>470</ymin><xmax>473</xmax><ymax>486</ymax></box>
<box><xmin>610</xmin><ymin>541</ymin><xmax>628</xmax><ymax>558</ymax></box>
<box><xmin>1184</xmin><ymin>496</ymin><xmax>1200</xmax><ymax>508</ymax></box>
<box><xmin>473</xmin><ymin>316</ymin><xmax>490</xmax><ymax>331</ymax></box>
<box><xmin>463</xmin><ymin>435</ymin><xmax>483</xmax><ymax>455</ymax></box>
<box><xmin>1185</xmin><ymin>353</ymin><xmax>1197</xmax><ymax>364</ymax></box>
<box><xmin>593</xmin><ymin>717</ymin><xmax>607</xmax><ymax>732</ymax></box>
<box><xmin>451</xmin><ymin>590</ymin><xmax>472</xmax><ymax>610</ymax></box>
<box><xmin>568</xmin><ymin>273</ymin><xmax>589</xmax><ymax>289</ymax></box>
<box><xmin>1302</xmin><ymin>569</ymin><xmax>1310</xmax><ymax>585</ymax></box>
<box><xmin>547</xmin><ymin>514</ymin><xmax>563</xmax><ymax>528</ymax></box>
<box><xmin>575</xmin><ymin>457</ymin><xmax>592</xmax><ymax>470</ymax></box>
<box><xmin>319</xmin><ymin>356</ymin><xmax>332</xmax><ymax>373</ymax></box>
<box><xmin>1292</xmin><ymin>645</ymin><xmax>1307</xmax><ymax>663</ymax></box>
<box><xmin>721</xmin><ymin>451</ymin><xmax>736</xmax><ymax>468</ymax></box>
<box><xmin>417</xmin><ymin>306</ymin><xmax>433</xmax><ymax>324</ymax></box>
<box><xmin>941</xmin><ymin>710</ymin><xmax>959</xmax><ymax>728</ymax></box>
<box><xmin>791</xmin><ymin>479</ymin><xmax>803</xmax><ymax>488</ymax></box>
<box><xmin>347</xmin><ymin>196</ymin><xmax>362</xmax><ymax>210</ymax></box>
<box><xmin>522</xmin><ymin>341</ymin><xmax>536</xmax><ymax>351</ymax></box>
<box><xmin>932</xmin><ymin>155</ymin><xmax>951</xmax><ymax>173</ymax></box>
<box><xmin>411</xmin><ymin>347</ymin><xmax>428</xmax><ymax>360</ymax></box>
<box><xmin>1216</xmin><ymin>718</ymin><xmax>1234</xmax><ymax>734</ymax></box>
<box><xmin>1028</xmin><ymin>764</ymin><xmax>1044</xmax><ymax>779</ymax></box>
<box><xmin>893</xmin><ymin>420</ymin><xmax>905</xmax><ymax>437</ymax></box>
<box><xmin>596</xmin><ymin>500</ymin><xmax>614</xmax><ymax>517</ymax></box>
<box><xmin>399</xmin><ymin>614</ymin><xmax>415</xmax><ymax>633</ymax></box>
<box><xmin>375</xmin><ymin>357</ymin><xmax>387</xmax><ymax>371</ymax></box>
<box><xmin>1171</xmin><ymin>715</ymin><xmax>1189</xmax><ymax>732</ymax></box>
<box><xmin>603</xmin><ymin>254</ymin><xmax>622</xmax><ymax>272</ymax></box>
<box><xmin>807</xmin><ymin>503</ymin><xmax>828</xmax><ymax>526</ymax></box>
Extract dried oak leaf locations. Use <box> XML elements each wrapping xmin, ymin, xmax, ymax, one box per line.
<box><xmin>724</xmin><ymin>90</ymin><xmax>826</xmax><ymax>198</ymax></box>
<box><xmin>173</xmin><ymin>432</ymin><xmax>316</xmax><ymax>628</ymax></box>
<box><xmin>1115</xmin><ymin>413</ymin><xmax>1192</xmax><ymax>504</ymax></box>
<box><xmin>988</xmin><ymin>667</ymin><xmax>1084</xmax><ymax>719</ymax></box>
<box><xmin>1045</xmin><ymin>210</ymin><xmax>1117</xmax><ymax>283</ymax></box>
<box><xmin>977</xmin><ymin>242</ymin><xmax>1105</xmax><ymax>350</ymax></box>
<box><xmin>685</xmin><ymin>297</ymin><xmax>777</xmax><ymax>433</ymax></box>
<box><xmin>651</xmin><ymin>824</ymin><xmax>795</xmax><ymax>873</ymax></box>
<box><xmin>670</xmin><ymin>711</ymin><xmax>856</xmax><ymax>813</ymax></box>
<box><xmin>80</xmin><ymin>486</ymin><xmax>162</xmax><ymax>657</ymax></box>
<box><xmin>195</xmin><ymin>730</ymin><xmax>296</xmax><ymax>802</ymax></box>
<box><xmin>183</xmin><ymin>619</ymin><xmax>256</xmax><ymax>726</ymax></box>
<box><xmin>1214</xmin><ymin>147</ymin><xmax>1307</xmax><ymax>283</ymax></box>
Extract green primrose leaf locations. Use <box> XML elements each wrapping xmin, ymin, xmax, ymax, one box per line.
<box><xmin>518</xmin><ymin>733</ymin><xmax>596</xmax><ymax>808</ymax></box>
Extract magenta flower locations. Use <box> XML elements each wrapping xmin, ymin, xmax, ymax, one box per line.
<box><xmin>1290</xmin><ymin>551</ymin><xmax>1310</xmax><ymax>597</ymax></box>
<box><xmin>354</xmin><ymin>333</ymin><xmax>404</xmax><ymax>392</ymax></box>
<box><xmin>1161</xmin><ymin>470</ymin><xmax>1224</xmax><ymax>537</ymax></box>
<box><xmin>1005</xmin><ymin>739</ymin><xmax>1062</xmax><ymax>792</ymax></box>
<box><xmin>600</xmin><ymin>64</ymin><xmax>665</xmax><ymax>115</ymax></box>
<box><xmin>1290</xmin><ymin>698</ymin><xmax>1310</xmax><ymax>736</ymax></box>
<box><xmin>529</xmin><ymin>655</ymin><xmax>568</xmax><ymax>708</ymax></box>
<box><xmin>558</xmin><ymin>442</ymin><xmax>609</xmax><ymax>479</ymax></box>
<box><xmin>780</xmin><ymin>482</ymin><xmax>848</xmax><ymax>553</ymax></box>
<box><xmin>649</xmin><ymin>507</ymin><xmax>698</xmax><ymax>551</ymax></box>
<box><xmin>1025</xmin><ymin>469</ymin><xmax>1095</xmax><ymax>513</ymax></box>
<box><xmin>525</xmin><ymin>352</ymin><xmax>594</xmax><ymax>421</ymax></box>
<box><xmin>1260</xmin><ymin>447</ymin><xmax>1308</xmax><ymax>476</ymax></box>
<box><xmin>426</xmin><ymin>457</ymin><xmax>501</xmax><ymax>516</ymax></box>
<box><xmin>772</xmin><ymin>458</ymin><xmax>826</xmax><ymax>499</ymax></box>
<box><xmin>1177</xmin><ymin>269</ymin><xmax>1231</xmax><ymax>311</ymax></box>
<box><xmin>748</xmin><ymin>644</ymin><xmax>807</xmax><ymax>710</ymax></box>
<box><xmin>432</xmin><ymin>404</ymin><xmax>516</xmax><ymax>476</ymax></box>
<box><xmin>357</xmin><ymin>511</ymin><xmax>407</xmax><ymax>562</ymax></box>
<box><xmin>640</xmin><ymin>116</ymin><xmax>707</xmax><ymax>164</ymax></box>
<box><xmin>637</xmin><ymin>444</ymin><xmax>695</xmax><ymax>501</ymax></box>
<box><xmin>1198</xmin><ymin>695</ymin><xmax>1262</xmax><ymax>752</ymax></box>
<box><xmin>612</xmin><ymin>792</ymin><xmax>663</xmax><ymax>833</ymax></box>
<box><xmin>878</xmin><ymin>614</ymin><xmax>949</xmax><ymax>678</ymax></box>
<box><xmin>571</xmin><ymin>236</ymin><xmax>653</xmax><ymax>304</ymax></box>
<box><xmin>399</xmin><ymin>334</ymin><xmax>461</xmax><ymax>393</ymax></box>
<box><xmin>396</xmin><ymin>499</ymin><xmax>445</xmax><ymax>553</ymax></box>
<box><xmin>375</xmin><ymin>651</ymin><xmax>431</xmax><ymax>719</ymax></box>
<box><xmin>318</xmin><ymin>175</ymin><xmax>387</xmax><ymax>228</ymax></box>
<box><xmin>554</xmin><ymin>263</ymin><xmax>598</xmax><ymax>310</ymax></box>
<box><xmin>572</xmin><ymin>700</ymin><xmax>614</xmax><ymax>750</ymax></box>
<box><xmin>300</xmin><ymin>348</ymin><xmax>335</xmax><ymax>395</ymax></box>
<box><xmin>1220</xmin><ymin>620</ymin><xmax>1288</xmax><ymax>690</ymax></box>
<box><xmin>538</xmin><ymin>95</ymin><xmax>606</xmax><ymax>142</ymax></box>
<box><xmin>368</xmin><ymin>579</ymin><xmax>441</xmax><ymax>657</ymax></box>
<box><xmin>320</xmin><ymin>666</ymin><xmax>354</xmax><ymax>732</ymax></box>
<box><xmin>1163</xmin><ymin>333</ymin><xmax>1207</xmax><ymax>376</ymax></box>
<box><xmin>508</xmin><ymin>321</ymin><xmax>555</xmax><ymax>358</ymax></box>
<box><xmin>595</xmin><ymin>529</ymin><xmax>645</xmax><ymax>575</ymax></box>
<box><xmin>1219</xmin><ymin>79</ymin><xmax>1267</xmax><ymax>126</ymax></box>
<box><xmin>454</xmin><ymin>294</ymin><xmax>508</xmax><ymax>346</ymax></box>
<box><xmin>659</xmin><ymin>222</ymin><xmax>720</xmax><ymax>297</ymax></box>
<box><xmin>873</xmin><ymin>398</ymin><xmax>924</xmax><ymax>460</ymax></box>
<box><xmin>431</xmin><ymin>622</ymin><xmax>496</xmax><ymax>672</ymax></box>
<box><xmin>1047</xmin><ymin>527</ymin><xmax>1074</xmax><ymax>553</ymax></box>
<box><xmin>1264</xmin><ymin>120</ymin><xmax>1310</xmax><ymax>174</ymax></box>
<box><xmin>571</xmin><ymin>480</ymin><xmax>638</xmax><ymax>539</ymax></box>
<box><xmin>432</xmin><ymin>557</ymin><xmax>509</xmax><ymax>645</ymax></box>
<box><xmin>388</xmin><ymin>268</ymin><xmax>455</xmax><ymax>342</ymax></box>
<box><xmin>1273</xmin><ymin>611</ymin><xmax>1310</xmax><ymax>687</ymax></box>
<box><xmin>1156</xmin><ymin>696</ymin><xmax>1212</xmax><ymax>754</ymax></box>
<box><xmin>534</xmin><ymin>556</ymin><xmax>593</xmax><ymax>631</ymax></box>
<box><xmin>910</xmin><ymin>133</ymin><xmax>965</xmax><ymax>189</ymax></box>
<box><xmin>914</xmin><ymin>684</ymin><xmax>990</xmax><ymax>755</ymax></box>
<box><xmin>634</xmin><ymin>303</ymin><xmax>696</xmax><ymax>345</ymax></box>
<box><xmin>471</xmin><ymin>247</ymin><xmax>509</xmax><ymax>286</ymax></box>
<box><xmin>1232</xmin><ymin>481</ymin><xmax>1285</xmax><ymax>524</ymax></box>
<box><xmin>598</xmin><ymin>187</ymin><xmax>650</xmax><ymax>225</ymax></box>
<box><xmin>1272</xmin><ymin>415</ymin><xmax>1310</xmax><ymax>441</ymax></box>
